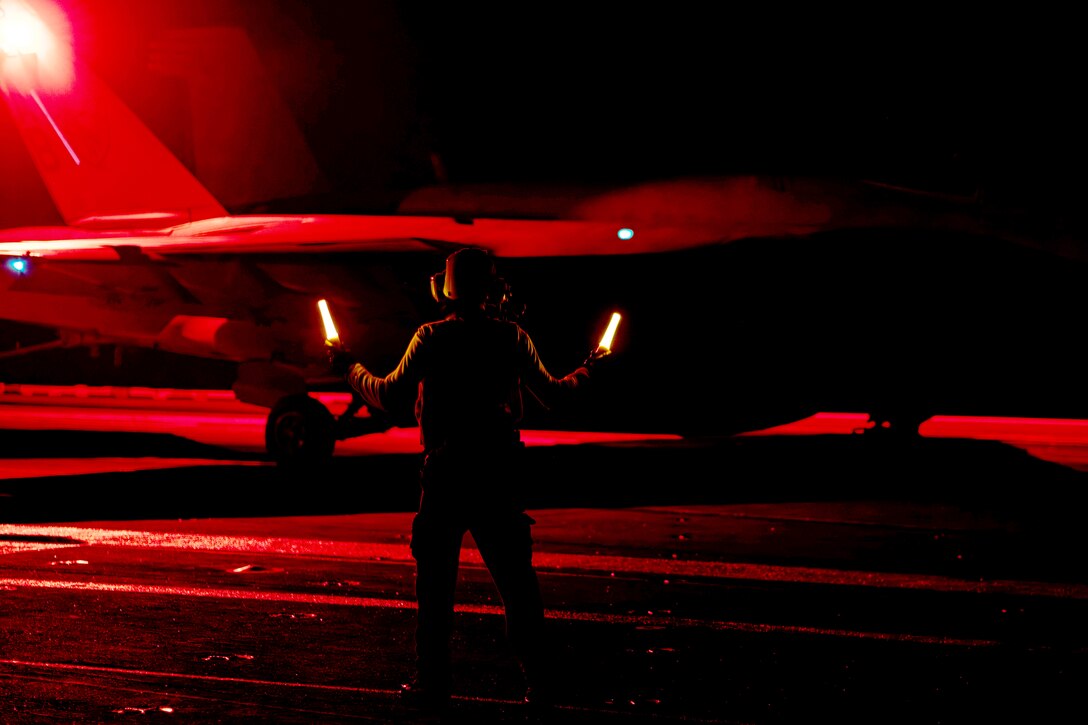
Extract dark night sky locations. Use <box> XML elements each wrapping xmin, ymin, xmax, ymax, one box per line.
<box><xmin>3</xmin><ymin>1</ymin><xmax>1087</xmax><ymax>221</ymax></box>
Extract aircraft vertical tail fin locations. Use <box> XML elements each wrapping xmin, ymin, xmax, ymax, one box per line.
<box><xmin>0</xmin><ymin>2</ymin><xmax>227</xmax><ymax>228</ymax></box>
<box><xmin>146</xmin><ymin>27</ymin><xmax>326</xmax><ymax>211</ymax></box>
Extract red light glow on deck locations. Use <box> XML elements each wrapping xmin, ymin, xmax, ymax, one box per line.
<box><xmin>739</xmin><ymin>412</ymin><xmax>875</xmax><ymax>436</ymax></box>
<box><xmin>5</xmin><ymin>385</ymin><xmax>1088</xmax><ymax>471</ymax></box>
<box><xmin>0</xmin><ymin>383</ymin><xmax>682</xmax><ymax>476</ymax></box>
<box><xmin>743</xmin><ymin>411</ymin><xmax>1088</xmax><ymax>471</ymax></box>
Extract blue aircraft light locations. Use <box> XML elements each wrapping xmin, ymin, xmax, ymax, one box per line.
<box><xmin>7</xmin><ymin>258</ymin><xmax>29</xmax><ymax>274</ymax></box>
<box><xmin>617</xmin><ymin>227</ymin><xmax>634</xmax><ymax>240</ymax></box>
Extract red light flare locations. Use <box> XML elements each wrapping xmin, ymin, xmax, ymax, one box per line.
<box><xmin>0</xmin><ymin>0</ymin><xmax>74</xmax><ymax>90</ymax></box>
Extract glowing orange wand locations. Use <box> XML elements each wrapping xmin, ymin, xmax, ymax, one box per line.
<box><xmin>585</xmin><ymin>312</ymin><xmax>622</xmax><ymax>366</ymax></box>
<box><xmin>317</xmin><ymin>299</ymin><xmax>341</xmax><ymax>347</ymax></box>
<box><xmin>597</xmin><ymin>312</ymin><xmax>622</xmax><ymax>354</ymax></box>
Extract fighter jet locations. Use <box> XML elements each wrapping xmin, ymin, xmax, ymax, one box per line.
<box><xmin>4</xmin><ymin>0</ymin><xmax>1084</xmax><ymax>466</ymax></box>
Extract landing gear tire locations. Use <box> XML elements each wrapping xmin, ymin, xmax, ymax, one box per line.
<box><xmin>265</xmin><ymin>394</ymin><xmax>336</xmax><ymax>468</ymax></box>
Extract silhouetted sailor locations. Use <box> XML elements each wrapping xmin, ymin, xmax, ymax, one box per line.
<box><xmin>328</xmin><ymin>247</ymin><xmax>607</xmax><ymax>716</ymax></box>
